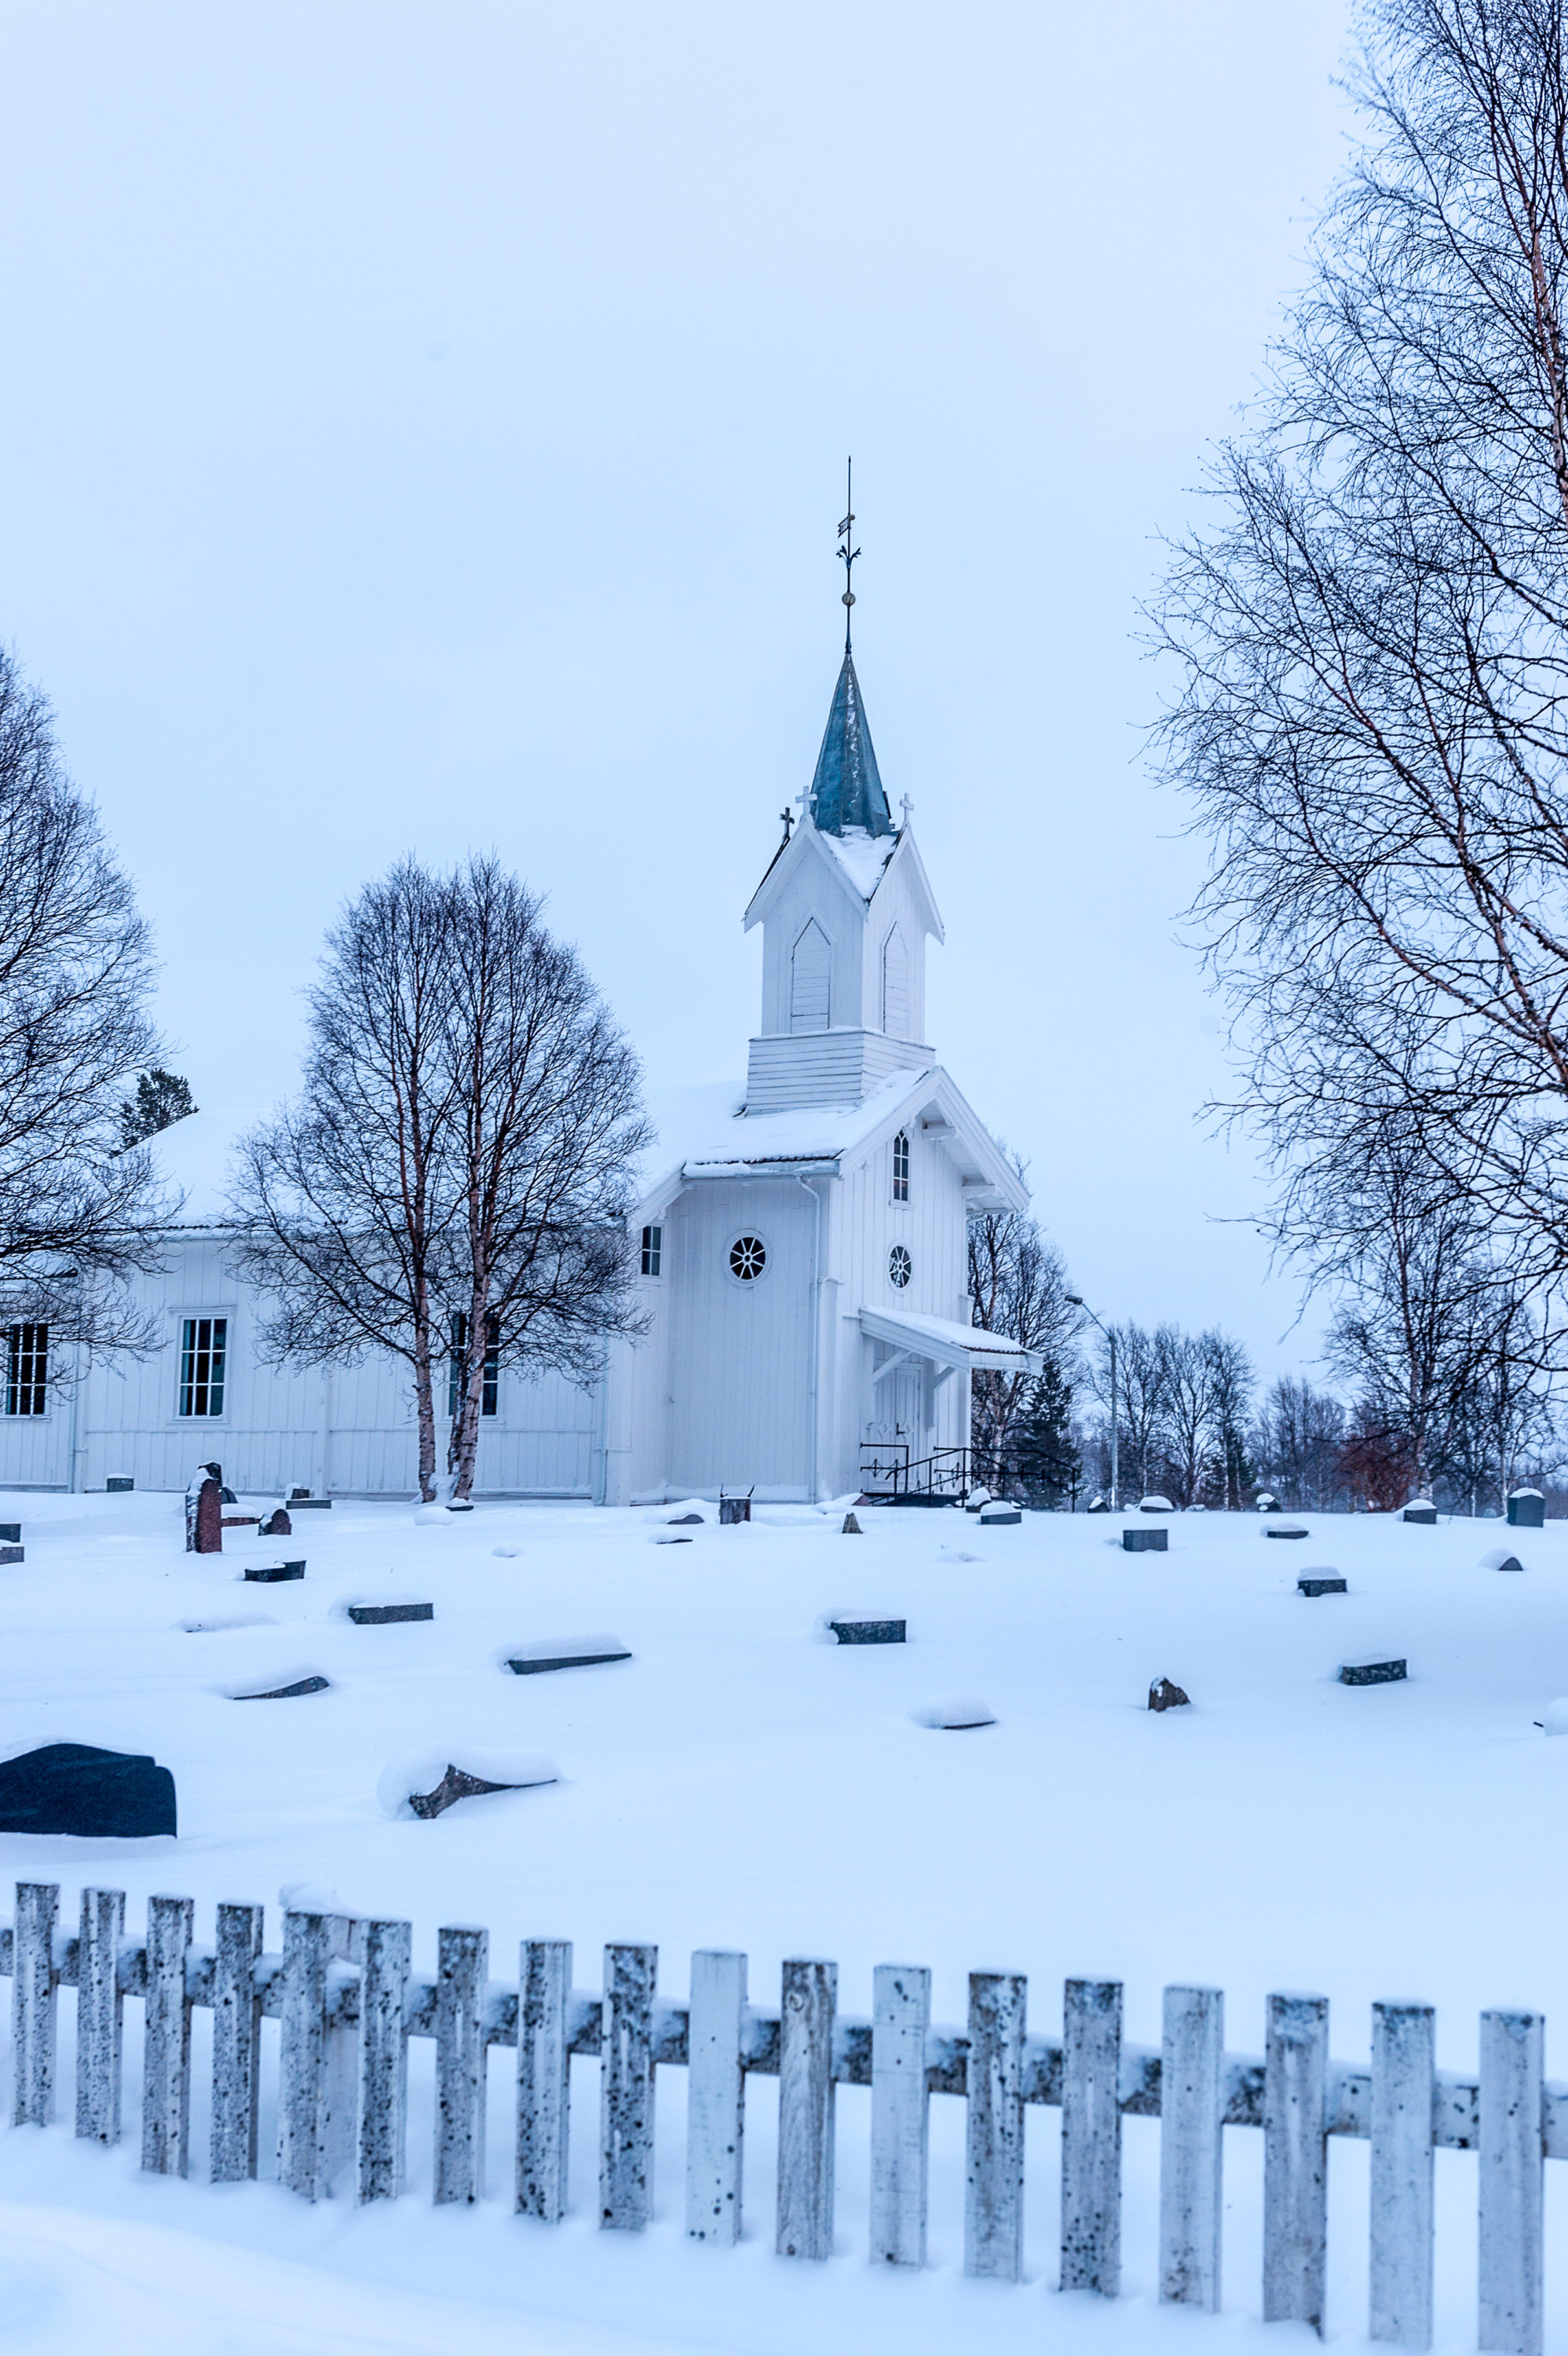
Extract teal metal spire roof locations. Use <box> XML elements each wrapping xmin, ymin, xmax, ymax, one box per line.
<box><xmin>809</xmin><ymin>649</ymin><xmax>893</xmax><ymax>838</ymax></box>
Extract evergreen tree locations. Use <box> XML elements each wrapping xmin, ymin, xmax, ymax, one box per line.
<box><xmin>1014</xmin><ymin>1355</ymin><xmax>1082</xmax><ymax>1506</ymax></box>
<box><xmin>118</xmin><ymin>1068</ymin><xmax>196</xmax><ymax>1148</ymax></box>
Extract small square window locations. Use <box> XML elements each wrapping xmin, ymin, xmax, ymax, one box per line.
<box><xmin>5</xmin><ymin>1323</ymin><xmax>47</xmax><ymax>1416</ymax></box>
<box><xmin>449</xmin><ymin>1312</ymin><xmax>500</xmax><ymax>1417</ymax></box>
<box><xmin>892</xmin><ymin>1130</ymin><xmax>910</xmax><ymax>1203</ymax></box>
<box><xmin>179</xmin><ymin>1317</ymin><xmax>226</xmax><ymax>1418</ymax></box>
<box><xmin>641</xmin><ymin>1224</ymin><xmax>663</xmax><ymax>1277</ymax></box>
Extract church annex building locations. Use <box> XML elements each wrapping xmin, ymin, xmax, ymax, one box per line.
<box><xmin>0</xmin><ymin>645</ymin><xmax>1038</xmax><ymax>1502</ymax></box>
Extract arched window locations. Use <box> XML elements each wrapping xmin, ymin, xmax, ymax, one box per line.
<box><xmin>881</xmin><ymin>924</ymin><xmax>908</xmax><ymax>1036</ymax></box>
<box><xmin>891</xmin><ymin>1129</ymin><xmax>909</xmax><ymax>1202</ymax></box>
<box><xmin>790</xmin><ymin>920</ymin><xmax>831</xmax><ymax>1034</ymax></box>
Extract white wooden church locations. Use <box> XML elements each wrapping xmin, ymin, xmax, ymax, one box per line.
<box><xmin>0</xmin><ymin>641</ymin><xmax>1036</xmax><ymax>1502</ymax></box>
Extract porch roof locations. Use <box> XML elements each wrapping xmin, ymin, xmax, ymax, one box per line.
<box><xmin>859</xmin><ymin>1306</ymin><xmax>1043</xmax><ymax>1377</ymax></box>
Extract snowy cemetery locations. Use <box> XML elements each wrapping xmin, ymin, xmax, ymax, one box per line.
<box><xmin>0</xmin><ymin>1485</ymin><xmax>1564</xmax><ymax>2354</ymax></box>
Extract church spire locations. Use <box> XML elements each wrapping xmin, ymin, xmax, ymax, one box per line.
<box><xmin>807</xmin><ymin>460</ymin><xmax>894</xmax><ymax>839</ymax></box>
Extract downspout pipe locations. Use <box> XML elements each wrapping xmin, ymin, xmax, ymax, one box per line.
<box><xmin>797</xmin><ymin>1173</ymin><xmax>822</xmax><ymax>1504</ymax></box>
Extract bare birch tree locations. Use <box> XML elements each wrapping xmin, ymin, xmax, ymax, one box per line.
<box><xmin>1154</xmin><ymin>0</ymin><xmax>1568</xmax><ymax>1314</ymax></box>
<box><xmin>440</xmin><ymin>858</ymin><xmax>649</xmax><ymax>1499</ymax></box>
<box><xmin>0</xmin><ymin>649</ymin><xmax>167</xmax><ymax>1354</ymax></box>
<box><xmin>231</xmin><ymin>862</ymin><xmax>464</xmax><ymax>1498</ymax></box>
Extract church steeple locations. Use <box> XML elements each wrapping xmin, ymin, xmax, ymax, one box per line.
<box><xmin>808</xmin><ymin>650</ymin><xmax>894</xmax><ymax>838</ymax></box>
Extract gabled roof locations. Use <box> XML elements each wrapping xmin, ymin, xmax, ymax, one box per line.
<box><xmin>810</xmin><ymin>650</ymin><xmax>891</xmax><ymax>837</ymax></box>
<box><xmin>634</xmin><ymin>1067</ymin><xmax>1025</xmax><ymax>1219</ymax></box>
<box><xmin>742</xmin><ymin>817</ymin><xmax>944</xmax><ymax>942</ymax></box>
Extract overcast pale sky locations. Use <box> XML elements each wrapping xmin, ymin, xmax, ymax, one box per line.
<box><xmin>0</xmin><ymin>0</ymin><xmax>1354</xmax><ymax>1377</ymax></box>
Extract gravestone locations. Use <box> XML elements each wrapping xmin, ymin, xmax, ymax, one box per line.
<box><xmin>979</xmin><ymin>1505</ymin><xmax>1022</xmax><ymax>1526</ymax></box>
<box><xmin>1148</xmin><ymin>1677</ymin><xmax>1190</xmax><ymax>1711</ymax></box>
<box><xmin>1139</xmin><ymin>1495</ymin><xmax>1175</xmax><ymax>1513</ymax></box>
<box><xmin>260</xmin><ymin>1507</ymin><xmax>292</xmax><ymax>1537</ymax></box>
<box><xmin>1266</xmin><ymin>1525</ymin><xmax>1310</xmax><ymax>1539</ymax></box>
<box><xmin>0</xmin><ymin>1546</ymin><xmax>22</xmax><ymax>1566</ymax></box>
<box><xmin>506</xmin><ymin>1634</ymin><xmax>631</xmax><ymax>1675</ymax></box>
<box><xmin>232</xmin><ymin>1674</ymin><xmax>331</xmax><ymax>1699</ymax></box>
<box><xmin>912</xmin><ymin>1696</ymin><xmax>996</xmax><ymax>1729</ymax></box>
<box><xmin>841</xmin><ymin>1511</ymin><xmax>863</xmax><ymax>1534</ymax></box>
<box><xmin>408</xmin><ymin>1762</ymin><xmax>542</xmax><ymax>1819</ymax></box>
<box><xmin>0</xmin><ymin>1523</ymin><xmax>21</xmax><ymax>1543</ymax></box>
<box><xmin>829</xmin><ymin>1618</ymin><xmax>905</xmax><ymax>1644</ymax></box>
<box><xmin>1086</xmin><ymin>1494</ymin><xmax>1110</xmax><ymax>1513</ymax></box>
<box><xmin>667</xmin><ymin>1513</ymin><xmax>704</xmax><ymax>1526</ymax></box>
<box><xmin>1402</xmin><ymin>1502</ymin><xmax>1438</xmax><ymax>1524</ymax></box>
<box><xmin>106</xmin><ymin>1476</ymin><xmax>133</xmax><ymax>1494</ymax></box>
<box><xmin>243</xmin><ymin>1562</ymin><xmax>305</xmax><ymax>1582</ymax></box>
<box><xmin>1123</xmin><ymin>1527</ymin><xmax>1168</xmax><ymax>1553</ymax></box>
<box><xmin>185</xmin><ymin>1465</ymin><xmax>223</xmax><ymax>1554</ymax></box>
<box><xmin>349</xmin><ymin>1602</ymin><xmax>433</xmax><ymax>1624</ymax></box>
<box><xmin>719</xmin><ymin>1496</ymin><xmax>751</xmax><ymax>1526</ymax></box>
<box><xmin>1255</xmin><ymin>1492</ymin><xmax>1281</xmax><ymax>1513</ymax></box>
<box><xmin>1340</xmin><ymin>1658</ymin><xmax>1407</xmax><ymax>1685</ymax></box>
<box><xmin>1298</xmin><ymin>1575</ymin><xmax>1347</xmax><ymax>1597</ymax></box>
<box><xmin>0</xmin><ymin>1741</ymin><xmax>175</xmax><ymax>1838</ymax></box>
<box><xmin>1508</xmin><ymin>1489</ymin><xmax>1546</xmax><ymax>1529</ymax></box>
<box><xmin>291</xmin><ymin>1496</ymin><xmax>331</xmax><ymax>1510</ymax></box>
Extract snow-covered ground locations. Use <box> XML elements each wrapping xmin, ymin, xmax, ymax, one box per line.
<box><xmin>0</xmin><ymin>1490</ymin><xmax>1564</xmax><ymax>2352</ymax></box>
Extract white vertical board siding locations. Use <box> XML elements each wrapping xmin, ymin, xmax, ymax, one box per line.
<box><xmin>667</xmin><ymin>1181</ymin><xmax>812</xmax><ymax>1497</ymax></box>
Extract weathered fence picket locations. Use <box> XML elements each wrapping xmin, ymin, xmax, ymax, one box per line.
<box><xmin>356</xmin><ymin>1918</ymin><xmax>410</xmax><ymax>2204</ymax></box>
<box><xmin>12</xmin><ymin>1881</ymin><xmax>56</xmax><ymax>2127</ymax></box>
<box><xmin>686</xmin><ymin>1948</ymin><xmax>746</xmax><ymax>2245</ymax></box>
<box><xmin>1478</xmin><ymin>2009</ymin><xmax>1544</xmax><ymax>2356</ymax></box>
<box><xmin>517</xmin><ymin>1937</ymin><xmax>572</xmax><ymax>2222</ymax></box>
<box><xmin>964</xmin><ymin>1968</ymin><xmax>1025</xmax><ymax>2281</ymax></box>
<box><xmin>1264</xmin><ymin>1992</ymin><xmax>1329</xmax><ymax>2332</ymax></box>
<box><xmin>1370</xmin><ymin>2000</ymin><xmax>1435</xmax><ymax>2351</ymax></box>
<box><xmin>777</xmin><ymin>1957</ymin><xmax>836</xmax><ymax>2261</ymax></box>
<box><xmin>74</xmin><ymin>1886</ymin><xmax>123</xmax><ymax>2147</ymax></box>
<box><xmin>600</xmin><ymin>1943</ymin><xmax>656</xmax><ymax>2230</ymax></box>
<box><xmin>1062</xmin><ymin>1977</ymin><xmax>1122</xmax><ymax>2295</ymax></box>
<box><xmin>1159</xmin><ymin>1983</ymin><xmax>1223</xmax><ymax>2310</ymax></box>
<box><xmin>211</xmin><ymin>1901</ymin><xmax>263</xmax><ymax>2183</ymax></box>
<box><xmin>0</xmin><ymin>1878</ymin><xmax>1563</xmax><ymax>2354</ymax></box>
<box><xmin>869</xmin><ymin>1962</ymin><xmax>929</xmax><ymax>2267</ymax></box>
<box><xmin>434</xmin><ymin>1925</ymin><xmax>488</xmax><ymax>2204</ymax></box>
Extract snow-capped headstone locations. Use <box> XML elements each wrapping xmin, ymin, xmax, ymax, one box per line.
<box><xmin>979</xmin><ymin>1502</ymin><xmax>1022</xmax><ymax>1526</ymax></box>
<box><xmin>260</xmin><ymin>1505</ymin><xmax>292</xmax><ymax>1537</ymax></box>
<box><xmin>1298</xmin><ymin>1575</ymin><xmax>1347</xmax><ymax>1597</ymax></box>
<box><xmin>1139</xmin><ymin>1495</ymin><xmax>1175</xmax><ymax>1513</ymax></box>
<box><xmin>1123</xmin><ymin>1527</ymin><xmax>1168</xmax><ymax>1553</ymax></box>
<box><xmin>1148</xmin><ymin>1677</ymin><xmax>1190</xmax><ymax>1711</ymax></box>
<box><xmin>1481</xmin><ymin>1548</ymin><xmax>1526</xmax><ymax>1574</ymax></box>
<box><xmin>243</xmin><ymin>1561</ymin><xmax>305</xmax><ymax>1583</ymax></box>
<box><xmin>348</xmin><ymin>1601</ymin><xmax>433</xmax><ymax>1624</ymax></box>
<box><xmin>1402</xmin><ymin>1499</ymin><xmax>1438</xmax><ymax>1525</ymax></box>
<box><xmin>227</xmin><ymin>1671</ymin><xmax>331</xmax><ymax>1699</ymax></box>
<box><xmin>912</xmin><ymin>1696</ymin><xmax>996</xmax><ymax>1729</ymax></box>
<box><xmin>185</xmin><ymin>1464</ymin><xmax>223</xmax><ymax>1553</ymax></box>
<box><xmin>106</xmin><ymin>1475</ymin><xmax>133</xmax><ymax>1493</ymax></box>
<box><xmin>1508</xmin><ymin>1489</ymin><xmax>1545</xmax><ymax>1529</ymax></box>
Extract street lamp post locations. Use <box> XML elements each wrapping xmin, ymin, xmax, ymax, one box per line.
<box><xmin>1065</xmin><ymin>1295</ymin><xmax>1117</xmax><ymax>1512</ymax></box>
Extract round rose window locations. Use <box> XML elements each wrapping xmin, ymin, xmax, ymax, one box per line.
<box><xmin>729</xmin><ymin>1234</ymin><xmax>767</xmax><ymax>1281</ymax></box>
<box><xmin>888</xmin><ymin>1243</ymin><xmax>912</xmax><ymax>1289</ymax></box>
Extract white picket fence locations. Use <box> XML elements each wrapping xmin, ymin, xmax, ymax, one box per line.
<box><xmin>0</xmin><ymin>1881</ymin><xmax>1557</xmax><ymax>2353</ymax></box>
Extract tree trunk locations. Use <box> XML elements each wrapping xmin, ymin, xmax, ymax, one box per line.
<box><xmin>448</xmin><ymin>1289</ymin><xmax>490</xmax><ymax>1501</ymax></box>
<box><xmin>411</xmin><ymin>1308</ymin><xmax>437</xmax><ymax>1504</ymax></box>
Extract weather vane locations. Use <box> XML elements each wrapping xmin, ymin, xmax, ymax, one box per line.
<box><xmin>836</xmin><ymin>456</ymin><xmax>859</xmax><ymax>649</ymax></box>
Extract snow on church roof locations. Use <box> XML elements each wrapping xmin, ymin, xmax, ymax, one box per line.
<box><xmin>637</xmin><ymin>1071</ymin><xmax>930</xmax><ymax>1200</ymax></box>
<box><xmin>820</xmin><ymin>825</ymin><xmax>897</xmax><ymax>900</ymax></box>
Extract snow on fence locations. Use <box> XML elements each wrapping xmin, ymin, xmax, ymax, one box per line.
<box><xmin>0</xmin><ymin>1882</ymin><xmax>1556</xmax><ymax>2354</ymax></box>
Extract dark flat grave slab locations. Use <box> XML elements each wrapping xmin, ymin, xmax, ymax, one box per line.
<box><xmin>0</xmin><ymin>1546</ymin><xmax>24</xmax><ymax>1566</ymax></box>
<box><xmin>667</xmin><ymin>1513</ymin><xmax>704</xmax><ymax>1525</ymax></box>
<box><xmin>1299</xmin><ymin>1576</ymin><xmax>1347</xmax><ymax>1597</ymax></box>
<box><xmin>1123</xmin><ymin>1528</ymin><xmax>1168</xmax><ymax>1553</ymax></box>
<box><xmin>290</xmin><ymin>1498</ymin><xmax>332</xmax><ymax>1510</ymax></box>
<box><xmin>829</xmin><ymin>1618</ymin><xmax>905</xmax><ymax>1644</ymax></box>
<box><xmin>506</xmin><ymin>1635</ymin><xmax>631</xmax><ymax>1675</ymax></box>
<box><xmin>106</xmin><ymin>1476</ymin><xmax>133</xmax><ymax>1493</ymax></box>
<box><xmin>0</xmin><ymin>1523</ymin><xmax>20</xmax><ymax>1543</ymax></box>
<box><xmin>979</xmin><ymin>1507</ymin><xmax>1022</xmax><ymax>1526</ymax></box>
<box><xmin>408</xmin><ymin>1759</ymin><xmax>556</xmax><ymax>1818</ymax></box>
<box><xmin>349</xmin><ymin>1601</ymin><xmax>433</xmax><ymax>1625</ymax></box>
<box><xmin>1340</xmin><ymin>1658</ymin><xmax>1407</xmax><ymax>1686</ymax></box>
<box><xmin>1402</xmin><ymin>1506</ymin><xmax>1437</xmax><ymax>1525</ymax></box>
<box><xmin>0</xmin><ymin>1741</ymin><xmax>175</xmax><ymax>1838</ymax></box>
<box><xmin>1266</xmin><ymin>1527</ymin><xmax>1310</xmax><ymax>1539</ymax></box>
<box><xmin>232</xmin><ymin>1674</ymin><xmax>331</xmax><ymax>1700</ymax></box>
<box><xmin>243</xmin><ymin>1561</ymin><xmax>305</xmax><ymax>1583</ymax></box>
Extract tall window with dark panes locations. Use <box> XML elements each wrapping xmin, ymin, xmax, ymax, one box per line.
<box><xmin>449</xmin><ymin>1312</ymin><xmax>500</xmax><ymax>1417</ymax></box>
<box><xmin>178</xmin><ymin>1317</ymin><xmax>226</xmax><ymax>1418</ymax></box>
<box><xmin>5</xmin><ymin>1323</ymin><xmax>47</xmax><ymax>1416</ymax></box>
<box><xmin>641</xmin><ymin>1224</ymin><xmax>662</xmax><ymax>1275</ymax></box>
<box><xmin>892</xmin><ymin>1129</ymin><xmax>910</xmax><ymax>1203</ymax></box>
